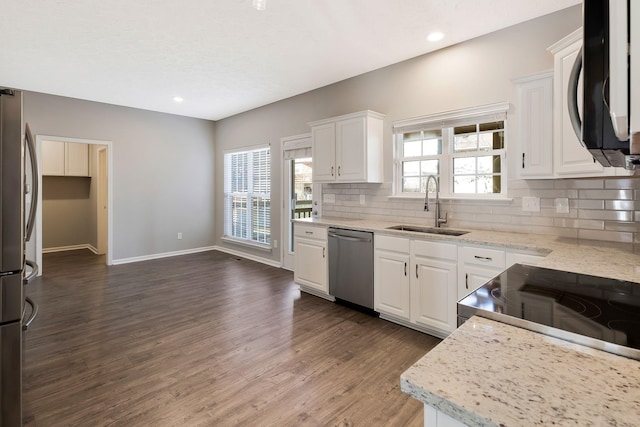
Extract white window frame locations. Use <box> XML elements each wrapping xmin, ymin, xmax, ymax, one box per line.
<box><xmin>223</xmin><ymin>144</ymin><xmax>271</xmax><ymax>249</ymax></box>
<box><xmin>393</xmin><ymin>102</ymin><xmax>509</xmax><ymax>199</ymax></box>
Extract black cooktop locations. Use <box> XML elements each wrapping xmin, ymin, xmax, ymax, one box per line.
<box><xmin>457</xmin><ymin>263</ymin><xmax>640</xmax><ymax>359</ymax></box>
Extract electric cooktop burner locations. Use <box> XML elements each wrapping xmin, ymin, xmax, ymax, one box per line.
<box><xmin>458</xmin><ymin>263</ymin><xmax>640</xmax><ymax>360</ymax></box>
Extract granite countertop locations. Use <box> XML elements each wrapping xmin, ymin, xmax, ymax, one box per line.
<box><xmin>294</xmin><ymin>216</ymin><xmax>640</xmax><ymax>284</ymax></box>
<box><xmin>401</xmin><ymin>316</ymin><xmax>640</xmax><ymax>427</ymax></box>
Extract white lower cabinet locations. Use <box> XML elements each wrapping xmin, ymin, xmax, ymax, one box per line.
<box><xmin>293</xmin><ymin>224</ymin><xmax>329</xmax><ymax>298</ymax></box>
<box><xmin>457</xmin><ymin>245</ymin><xmax>505</xmax><ymax>301</ymax></box>
<box><xmin>374</xmin><ymin>235</ymin><xmax>411</xmax><ymax>320</ymax></box>
<box><xmin>375</xmin><ymin>235</ymin><xmax>458</xmax><ymax>337</ymax></box>
<box><xmin>424</xmin><ymin>404</ymin><xmax>467</xmax><ymax>427</ymax></box>
<box><xmin>411</xmin><ymin>240</ymin><xmax>458</xmax><ymax>334</ymax></box>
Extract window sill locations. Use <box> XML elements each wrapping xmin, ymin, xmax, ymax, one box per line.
<box><xmin>388</xmin><ymin>194</ymin><xmax>513</xmax><ymax>203</ymax></box>
<box><xmin>221</xmin><ymin>236</ymin><xmax>273</xmax><ymax>252</ymax></box>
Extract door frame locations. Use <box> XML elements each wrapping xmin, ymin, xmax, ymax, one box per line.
<box><xmin>35</xmin><ymin>135</ymin><xmax>114</xmax><ymax>273</ymax></box>
<box><xmin>280</xmin><ymin>133</ymin><xmax>313</xmax><ymax>271</ymax></box>
<box><xmin>97</xmin><ymin>147</ymin><xmax>108</xmax><ymax>255</ymax></box>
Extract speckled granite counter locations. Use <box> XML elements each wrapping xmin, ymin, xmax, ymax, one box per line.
<box><xmin>401</xmin><ymin>316</ymin><xmax>640</xmax><ymax>427</ymax></box>
<box><xmin>294</xmin><ymin>217</ymin><xmax>640</xmax><ymax>284</ymax></box>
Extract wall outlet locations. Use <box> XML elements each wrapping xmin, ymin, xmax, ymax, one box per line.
<box><xmin>273</xmin><ymin>239</ymin><xmax>278</xmax><ymax>249</ymax></box>
<box><xmin>177</xmin><ymin>232</ymin><xmax>182</xmax><ymax>240</ymax></box>
<box><xmin>360</xmin><ymin>194</ymin><xmax>366</xmax><ymax>205</ymax></box>
<box><xmin>555</xmin><ymin>198</ymin><xmax>570</xmax><ymax>214</ymax></box>
<box><xmin>522</xmin><ymin>196</ymin><xmax>540</xmax><ymax>212</ymax></box>
<box><xmin>323</xmin><ymin>193</ymin><xmax>335</xmax><ymax>204</ymax></box>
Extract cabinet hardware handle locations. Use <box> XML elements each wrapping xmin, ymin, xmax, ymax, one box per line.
<box><xmin>323</xmin><ymin>247</ymin><xmax>325</xmax><ymax>258</ymax></box>
<box><xmin>305</xmin><ymin>231</ymin><xmax>313</xmax><ymax>234</ymax></box>
<box><xmin>465</xmin><ymin>273</ymin><xmax>469</xmax><ymax>289</ymax></box>
<box><xmin>331</xmin><ymin>166</ymin><xmax>334</xmax><ymax>176</ymax></box>
<box><xmin>415</xmin><ymin>264</ymin><xmax>419</xmax><ymax>279</ymax></box>
<box><xmin>522</xmin><ymin>153</ymin><xmax>525</xmax><ymax>169</ymax></box>
<box><xmin>404</xmin><ymin>262</ymin><xmax>407</xmax><ymax>276</ymax></box>
<box><xmin>338</xmin><ymin>166</ymin><xmax>341</xmax><ymax>176</ymax></box>
<box><xmin>474</xmin><ymin>255</ymin><xmax>492</xmax><ymax>261</ymax></box>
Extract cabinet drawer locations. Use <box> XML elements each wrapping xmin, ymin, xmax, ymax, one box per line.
<box><xmin>459</xmin><ymin>246</ymin><xmax>505</xmax><ymax>269</ymax></box>
<box><xmin>294</xmin><ymin>224</ymin><xmax>327</xmax><ymax>240</ymax></box>
<box><xmin>375</xmin><ymin>234</ymin><xmax>410</xmax><ymax>252</ymax></box>
<box><xmin>413</xmin><ymin>240</ymin><xmax>457</xmax><ymax>260</ymax></box>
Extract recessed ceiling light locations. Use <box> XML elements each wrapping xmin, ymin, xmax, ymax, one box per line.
<box><xmin>173</xmin><ymin>96</ymin><xmax>183</xmax><ymax>103</ymax></box>
<box><xmin>427</xmin><ymin>32</ymin><xmax>445</xmax><ymax>42</ymax></box>
<box><xmin>253</xmin><ymin>0</ymin><xmax>266</xmax><ymax>11</ymax></box>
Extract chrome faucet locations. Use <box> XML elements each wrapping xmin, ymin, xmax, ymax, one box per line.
<box><xmin>424</xmin><ymin>175</ymin><xmax>448</xmax><ymax>228</ymax></box>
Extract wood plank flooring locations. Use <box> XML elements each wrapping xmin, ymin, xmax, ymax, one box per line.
<box><xmin>23</xmin><ymin>250</ymin><xmax>440</xmax><ymax>426</ymax></box>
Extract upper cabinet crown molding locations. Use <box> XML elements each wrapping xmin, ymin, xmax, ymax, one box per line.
<box><xmin>546</xmin><ymin>27</ymin><xmax>582</xmax><ymax>55</ymax></box>
<box><xmin>310</xmin><ymin>110</ymin><xmax>385</xmax><ymax>184</ymax></box>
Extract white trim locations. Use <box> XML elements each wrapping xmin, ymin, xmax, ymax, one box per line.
<box><xmin>43</xmin><ymin>244</ymin><xmax>98</xmax><ymax>254</ymax></box>
<box><xmin>392</xmin><ymin>101</ymin><xmax>509</xmax><ymax>132</ymax></box>
<box><xmin>512</xmin><ymin>70</ymin><xmax>553</xmax><ymax>84</ymax></box>
<box><xmin>547</xmin><ymin>28</ymin><xmax>582</xmax><ymax>55</ymax></box>
<box><xmin>35</xmin><ymin>135</ymin><xmax>114</xmax><ymax>276</ymax></box>
<box><xmin>281</xmin><ymin>133</ymin><xmax>311</xmax><ymax>151</ymax></box>
<box><xmin>111</xmin><ymin>246</ymin><xmax>217</xmax><ymax>265</ymax></box>
<box><xmin>213</xmin><ymin>245</ymin><xmax>282</xmax><ymax>268</ymax></box>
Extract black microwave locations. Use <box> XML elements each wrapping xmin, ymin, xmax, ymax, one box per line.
<box><xmin>568</xmin><ymin>0</ymin><xmax>639</xmax><ymax>169</ymax></box>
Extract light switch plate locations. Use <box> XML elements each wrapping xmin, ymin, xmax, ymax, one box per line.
<box><xmin>323</xmin><ymin>193</ymin><xmax>335</xmax><ymax>204</ymax></box>
<box><xmin>359</xmin><ymin>195</ymin><xmax>365</xmax><ymax>205</ymax></box>
<box><xmin>522</xmin><ymin>196</ymin><xmax>540</xmax><ymax>212</ymax></box>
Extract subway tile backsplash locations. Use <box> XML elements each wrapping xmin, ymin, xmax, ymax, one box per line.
<box><xmin>321</xmin><ymin>177</ymin><xmax>640</xmax><ymax>244</ymax></box>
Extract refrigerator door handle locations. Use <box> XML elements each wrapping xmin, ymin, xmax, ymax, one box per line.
<box><xmin>25</xmin><ymin>122</ymin><xmax>38</xmax><ymax>242</ymax></box>
<box><xmin>23</xmin><ymin>296</ymin><xmax>38</xmax><ymax>330</ymax></box>
<box><xmin>24</xmin><ymin>259</ymin><xmax>39</xmax><ymax>283</ymax></box>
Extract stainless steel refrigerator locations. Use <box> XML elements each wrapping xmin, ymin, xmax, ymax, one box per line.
<box><xmin>1</xmin><ymin>88</ymin><xmax>39</xmax><ymax>426</ymax></box>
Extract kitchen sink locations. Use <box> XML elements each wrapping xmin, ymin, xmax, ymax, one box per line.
<box><xmin>386</xmin><ymin>225</ymin><xmax>469</xmax><ymax>236</ymax></box>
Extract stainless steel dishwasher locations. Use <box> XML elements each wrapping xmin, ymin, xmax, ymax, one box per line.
<box><xmin>327</xmin><ymin>227</ymin><xmax>374</xmax><ymax>310</ymax></box>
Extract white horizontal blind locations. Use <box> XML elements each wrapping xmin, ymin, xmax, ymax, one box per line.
<box><xmin>224</xmin><ymin>146</ymin><xmax>271</xmax><ymax>246</ymax></box>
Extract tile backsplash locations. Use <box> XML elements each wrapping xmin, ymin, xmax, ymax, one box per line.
<box><xmin>321</xmin><ymin>177</ymin><xmax>640</xmax><ymax>244</ymax></box>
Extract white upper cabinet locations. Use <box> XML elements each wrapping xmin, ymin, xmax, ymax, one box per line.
<box><xmin>515</xmin><ymin>72</ymin><xmax>554</xmax><ymax>178</ymax></box>
<box><xmin>310</xmin><ymin>110</ymin><xmax>385</xmax><ymax>183</ymax></box>
<box><xmin>42</xmin><ymin>140</ymin><xmax>90</xmax><ymax>177</ymax></box>
<box><xmin>548</xmin><ymin>30</ymin><xmax>605</xmax><ymax>177</ymax></box>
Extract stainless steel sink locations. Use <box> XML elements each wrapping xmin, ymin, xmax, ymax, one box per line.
<box><xmin>386</xmin><ymin>225</ymin><xmax>469</xmax><ymax>236</ymax></box>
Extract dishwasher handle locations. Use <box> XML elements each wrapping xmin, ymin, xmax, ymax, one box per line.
<box><xmin>327</xmin><ymin>232</ymin><xmax>372</xmax><ymax>243</ymax></box>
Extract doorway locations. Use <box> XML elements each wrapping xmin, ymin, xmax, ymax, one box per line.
<box><xmin>281</xmin><ymin>134</ymin><xmax>314</xmax><ymax>271</ymax></box>
<box><xmin>34</xmin><ymin>135</ymin><xmax>114</xmax><ymax>274</ymax></box>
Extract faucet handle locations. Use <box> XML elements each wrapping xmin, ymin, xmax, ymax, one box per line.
<box><xmin>438</xmin><ymin>211</ymin><xmax>448</xmax><ymax>225</ymax></box>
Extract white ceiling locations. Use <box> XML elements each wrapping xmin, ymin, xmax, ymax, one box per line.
<box><xmin>1</xmin><ymin>0</ymin><xmax>580</xmax><ymax>121</ymax></box>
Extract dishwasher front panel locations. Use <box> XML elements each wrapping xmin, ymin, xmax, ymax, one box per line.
<box><xmin>328</xmin><ymin>228</ymin><xmax>374</xmax><ymax>309</ymax></box>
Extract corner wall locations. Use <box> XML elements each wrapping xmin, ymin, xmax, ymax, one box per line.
<box><xmin>24</xmin><ymin>92</ymin><xmax>217</xmax><ymax>262</ymax></box>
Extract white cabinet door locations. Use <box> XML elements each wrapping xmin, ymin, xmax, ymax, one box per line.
<box><xmin>374</xmin><ymin>235</ymin><xmax>411</xmax><ymax>320</ymax></box>
<box><xmin>516</xmin><ymin>72</ymin><xmax>554</xmax><ymax>178</ymax></box>
<box><xmin>550</xmin><ymin>32</ymin><xmax>605</xmax><ymax>177</ymax></box>
<box><xmin>336</xmin><ymin>117</ymin><xmax>367</xmax><ymax>182</ymax></box>
<box><xmin>294</xmin><ymin>237</ymin><xmax>327</xmax><ymax>293</ymax></box>
<box><xmin>65</xmin><ymin>142</ymin><xmax>89</xmax><ymax>176</ymax></box>
<box><xmin>411</xmin><ymin>255</ymin><xmax>457</xmax><ymax>333</ymax></box>
<box><xmin>458</xmin><ymin>265</ymin><xmax>502</xmax><ymax>301</ymax></box>
<box><xmin>41</xmin><ymin>140</ymin><xmax>66</xmax><ymax>176</ymax></box>
<box><xmin>311</xmin><ymin>122</ymin><xmax>336</xmax><ymax>183</ymax></box>
<box><xmin>374</xmin><ymin>248</ymin><xmax>410</xmax><ymax>320</ymax></box>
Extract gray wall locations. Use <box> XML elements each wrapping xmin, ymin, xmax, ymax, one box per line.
<box><xmin>25</xmin><ymin>92</ymin><xmax>217</xmax><ymax>261</ymax></box>
<box><xmin>215</xmin><ymin>6</ymin><xmax>586</xmax><ymax>263</ymax></box>
<box><xmin>42</xmin><ymin>176</ymin><xmax>92</xmax><ymax>248</ymax></box>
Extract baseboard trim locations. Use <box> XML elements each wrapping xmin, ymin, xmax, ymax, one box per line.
<box><xmin>111</xmin><ymin>246</ymin><xmax>217</xmax><ymax>265</ymax></box>
<box><xmin>378</xmin><ymin>313</ymin><xmax>449</xmax><ymax>339</ymax></box>
<box><xmin>43</xmin><ymin>244</ymin><xmax>99</xmax><ymax>254</ymax></box>
<box><xmin>212</xmin><ymin>245</ymin><xmax>281</xmax><ymax>268</ymax></box>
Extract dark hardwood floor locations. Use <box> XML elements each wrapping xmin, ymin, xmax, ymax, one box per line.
<box><xmin>22</xmin><ymin>250</ymin><xmax>440</xmax><ymax>426</ymax></box>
